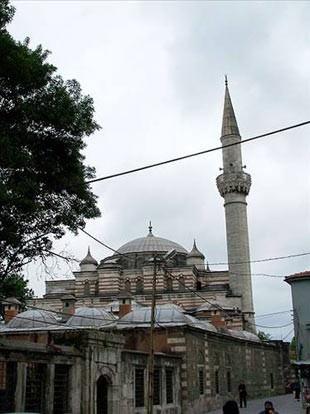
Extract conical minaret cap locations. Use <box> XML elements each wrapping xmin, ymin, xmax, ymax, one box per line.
<box><xmin>221</xmin><ymin>77</ymin><xmax>240</xmax><ymax>138</ymax></box>
<box><xmin>80</xmin><ymin>247</ymin><xmax>98</xmax><ymax>266</ymax></box>
<box><xmin>187</xmin><ymin>240</ymin><xmax>205</xmax><ymax>259</ymax></box>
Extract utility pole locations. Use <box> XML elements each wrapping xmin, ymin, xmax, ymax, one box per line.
<box><xmin>147</xmin><ymin>254</ymin><xmax>157</xmax><ymax>414</ymax></box>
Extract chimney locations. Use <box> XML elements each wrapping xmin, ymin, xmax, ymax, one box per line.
<box><xmin>211</xmin><ymin>311</ymin><xmax>226</xmax><ymax>329</ymax></box>
<box><xmin>60</xmin><ymin>294</ymin><xmax>77</xmax><ymax>322</ymax></box>
<box><xmin>118</xmin><ymin>291</ymin><xmax>132</xmax><ymax>318</ymax></box>
<box><xmin>2</xmin><ymin>297</ymin><xmax>22</xmax><ymax>323</ymax></box>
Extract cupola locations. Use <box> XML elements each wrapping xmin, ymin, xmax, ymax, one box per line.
<box><xmin>186</xmin><ymin>240</ymin><xmax>205</xmax><ymax>270</ymax></box>
<box><xmin>80</xmin><ymin>247</ymin><xmax>98</xmax><ymax>271</ymax></box>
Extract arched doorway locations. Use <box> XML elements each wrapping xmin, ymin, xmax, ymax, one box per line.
<box><xmin>97</xmin><ymin>375</ymin><xmax>109</xmax><ymax>414</ymax></box>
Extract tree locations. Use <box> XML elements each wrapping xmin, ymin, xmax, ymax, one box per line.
<box><xmin>0</xmin><ymin>1</ymin><xmax>101</xmax><ymax>279</ymax></box>
<box><xmin>0</xmin><ymin>273</ymin><xmax>34</xmax><ymax>319</ymax></box>
<box><xmin>257</xmin><ymin>330</ymin><xmax>272</xmax><ymax>341</ymax></box>
<box><xmin>290</xmin><ymin>336</ymin><xmax>297</xmax><ymax>360</ymax></box>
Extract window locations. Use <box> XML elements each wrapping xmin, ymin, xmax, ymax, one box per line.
<box><xmin>25</xmin><ymin>363</ymin><xmax>46</xmax><ymax>413</ymax></box>
<box><xmin>196</xmin><ymin>280</ymin><xmax>202</xmax><ymax>291</ymax></box>
<box><xmin>227</xmin><ymin>371</ymin><xmax>231</xmax><ymax>392</ymax></box>
<box><xmin>136</xmin><ymin>278</ymin><xmax>144</xmax><ymax>293</ymax></box>
<box><xmin>270</xmin><ymin>373</ymin><xmax>274</xmax><ymax>389</ymax></box>
<box><xmin>0</xmin><ymin>362</ymin><xmax>17</xmax><ymax>413</ymax></box>
<box><xmin>225</xmin><ymin>352</ymin><xmax>231</xmax><ymax>366</ymax></box>
<box><xmin>153</xmin><ymin>368</ymin><xmax>161</xmax><ymax>405</ymax></box>
<box><xmin>165</xmin><ymin>368</ymin><xmax>173</xmax><ymax>404</ymax></box>
<box><xmin>215</xmin><ymin>370</ymin><xmax>219</xmax><ymax>394</ymax></box>
<box><xmin>178</xmin><ymin>276</ymin><xmax>185</xmax><ymax>291</ymax></box>
<box><xmin>125</xmin><ymin>279</ymin><xmax>131</xmax><ymax>293</ymax></box>
<box><xmin>135</xmin><ymin>368</ymin><xmax>145</xmax><ymax>407</ymax></box>
<box><xmin>54</xmin><ymin>365</ymin><xmax>70</xmax><ymax>413</ymax></box>
<box><xmin>84</xmin><ymin>280</ymin><xmax>90</xmax><ymax>295</ymax></box>
<box><xmin>0</xmin><ymin>362</ymin><xmax>6</xmax><ymax>390</ymax></box>
<box><xmin>166</xmin><ymin>277</ymin><xmax>173</xmax><ymax>292</ymax></box>
<box><xmin>199</xmin><ymin>369</ymin><xmax>204</xmax><ymax>395</ymax></box>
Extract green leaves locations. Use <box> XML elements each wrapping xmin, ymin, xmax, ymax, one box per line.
<box><xmin>0</xmin><ymin>1</ymin><xmax>101</xmax><ymax>278</ymax></box>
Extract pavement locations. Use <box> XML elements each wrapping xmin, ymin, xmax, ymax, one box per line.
<box><xmin>207</xmin><ymin>393</ymin><xmax>302</xmax><ymax>413</ymax></box>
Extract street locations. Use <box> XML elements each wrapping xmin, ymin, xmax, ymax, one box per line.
<box><xmin>207</xmin><ymin>393</ymin><xmax>301</xmax><ymax>413</ymax></box>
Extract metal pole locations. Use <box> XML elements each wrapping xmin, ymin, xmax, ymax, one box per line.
<box><xmin>147</xmin><ymin>254</ymin><xmax>157</xmax><ymax>414</ymax></box>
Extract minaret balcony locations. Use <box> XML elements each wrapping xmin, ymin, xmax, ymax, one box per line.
<box><xmin>216</xmin><ymin>171</ymin><xmax>251</xmax><ymax>197</ymax></box>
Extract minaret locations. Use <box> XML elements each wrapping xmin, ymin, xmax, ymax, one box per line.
<box><xmin>216</xmin><ymin>77</ymin><xmax>255</xmax><ymax>332</ymax></box>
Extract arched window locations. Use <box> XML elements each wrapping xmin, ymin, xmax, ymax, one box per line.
<box><xmin>125</xmin><ymin>279</ymin><xmax>131</xmax><ymax>293</ymax></box>
<box><xmin>178</xmin><ymin>275</ymin><xmax>185</xmax><ymax>291</ymax></box>
<box><xmin>84</xmin><ymin>280</ymin><xmax>90</xmax><ymax>295</ymax></box>
<box><xmin>136</xmin><ymin>278</ymin><xmax>144</xmax><ymax>293</ymax></box>
<box><xmin>166</xmin><ymin>277</ymin><xmax>173</xmax><ymax>292</ymax></box>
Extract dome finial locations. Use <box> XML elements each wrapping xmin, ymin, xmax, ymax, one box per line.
<box><xmin>148</xmin><ymin>221</ymin><xmax>153</xmax><ymax>235</ymax></box>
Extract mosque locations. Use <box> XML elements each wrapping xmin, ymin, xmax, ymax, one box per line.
<box><xmin>36</xmin><ymin>79</ymin><xmax>255</xmax><ymax>333</ymax></box>
<box><xmin>0</xmin><ymin>81</ymin><xmax>291</xmax><ymax>414</ymax></box>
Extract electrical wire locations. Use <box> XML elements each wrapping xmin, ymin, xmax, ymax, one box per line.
<box><xmin>19</xmin><ymin>228</ymin><xmax>299</xmax><ymax>330</ymax></box>
<box><xmin>86</xmin><ymin>120</ymin><xmax>310</xmax><ymax>184</ymax></box>
<box><xmin>255</xmin><ymin>310</ymin><xmax>292</xmax><ymax>319</ymax></box>
<box><xmin>79</xmin><ymin>227</ymin><xmax>310</xmax><ymax>268</ymax></box>
<box><xmin>77</xmin><ymin>227</ymin><xmax>304</xmax><ymax>329</ymax></box>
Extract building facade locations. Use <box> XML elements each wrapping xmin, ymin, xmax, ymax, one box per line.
<box><xmin>0</xmin><ymin>303</ymin><xmax>289</xmax><ymax>414</ymax></box>
<box><xmin>30</xmin><ymin>80</ymin><xmax>256</xmax><ymax>333</ymax></box>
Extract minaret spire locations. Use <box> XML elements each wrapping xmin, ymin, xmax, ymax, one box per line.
<box><xmin>221</xmin><ymin>76</ymin><xmax>240</xmax><ymax>137</ymax></box>
<box><xmin>216</xmin><ymin>79</ymin><xmax>255</xmax><ymax>332</ymax></box>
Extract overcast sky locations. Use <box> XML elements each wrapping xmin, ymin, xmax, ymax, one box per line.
<box><xmin>10</xmin><ymin>0</ymin><xmax>310</xmax><ymax>339</ymax></box>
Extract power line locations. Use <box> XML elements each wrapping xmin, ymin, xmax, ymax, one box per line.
<box><xmin>86</xmin><ymin>120</ymin><xmax>310</xmax><ymax>184</ymax></box>
<box><xmin>208</xmin><ymin>252</ymin><xmax>310</xmax><ymax>266</ymax></box>
<box><xmin>46</xmin><ymin>250</ymin><xmax>80</xmax><ymax>263</ymax></box>
<box><xmin>255</xmin><ymin>310</ymin><xmax>291</xmax><ymax>319</ymax></box>
<box><xmin>43</xmin><ymin>228</ymin><xmax>301</xmax><ymax>330</ymax></box>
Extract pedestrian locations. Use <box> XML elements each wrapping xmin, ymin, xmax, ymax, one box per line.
<box><xmin>223</xmin><ymin>400</ymin><xmax>240</xmax><ymax>414</ymax></box>
<box><xmin>294</xmin><ymin>381</ymin><xmax>301</xmax><ymax>400</ymax></box>
<box><xmin>238</xmin><ymin>380</ymin><xmax>247</xmax><ymax>408</ymax></box>
<box><xmin>258</xmin><ymin>400</ymin><xmax>279</xmax><ymax>414</ymax></box>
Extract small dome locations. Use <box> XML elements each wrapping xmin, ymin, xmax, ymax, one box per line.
<box><xmin>187</xmin><ymin>240</ymin><xmax>205</xmax><ymax>259</ymax></box>
<box><xmin>118</xmin><ymin>304</ymin><xmax>187</xmax><ymax>326</ymax></box>
<box><xmin>80</xmin><ymin>247</ymin><xmax>98</xmax><ymax>266</ymax></box>
<box><xmin>185</xmin><ymin>315</ymin><xmax>217</xmax><ymax>332</ymax></box>
<box><xmin>118</xmin><ymin>304</ymin><xmax>216</xmax><ymax>332</ymax></box>
<box><xmin>227</xmin><ymin>329</ymin><xmax>260</xmax><ymax>342</ymax></box>
<box><xmin>66</xmin><ymin>307</ymin><xmax>116</xmax><ymax>327</ymax></box>
<box><xmin>7</xmin><ymin>309</ymin><xmax>59</xmax><ymax>329</ymax></box>
<box><xmin>117</xmin><ymin>226</ymin><xmax>187</xmax><ymax>255</ymax></box>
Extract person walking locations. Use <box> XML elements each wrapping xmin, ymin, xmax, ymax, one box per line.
<box><xmin>238</xmin><ymin>381</ymin><xmax>247</xmax><ymax>408</ymax></box>
<box><xmin>258</xmin><ymin>400</ymin><xmax>279</xmax><ymax>414</ymax></box>
<box><xmin>223</xmin><ymin>400</ymin><xmax>240</xmax><ymax>414</ymax></box>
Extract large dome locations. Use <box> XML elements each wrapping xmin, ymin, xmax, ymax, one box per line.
<box><xmin>117</xmin><ymin>228</ymin><xmax>187</xmax><ymax>255</ymax></box>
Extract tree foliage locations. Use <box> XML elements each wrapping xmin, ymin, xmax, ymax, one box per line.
<box><xmin>290</xmin><ymin>336</ymin><xmax>297</xmax><ymax>360</ymax></box>
<box><xmin>0</xmin><ymin>273</ymin><xmax>34</xmax><ymax>318</ymax></box>
<box><xmin>257</xmin><ymin>330</ymin><xmax>272</xmax><ymax>341</ymax></box>
<box><xmin>0</xmin><ymin>1</ymin><xmax>101</xmax><ymax>279</ymax></box>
